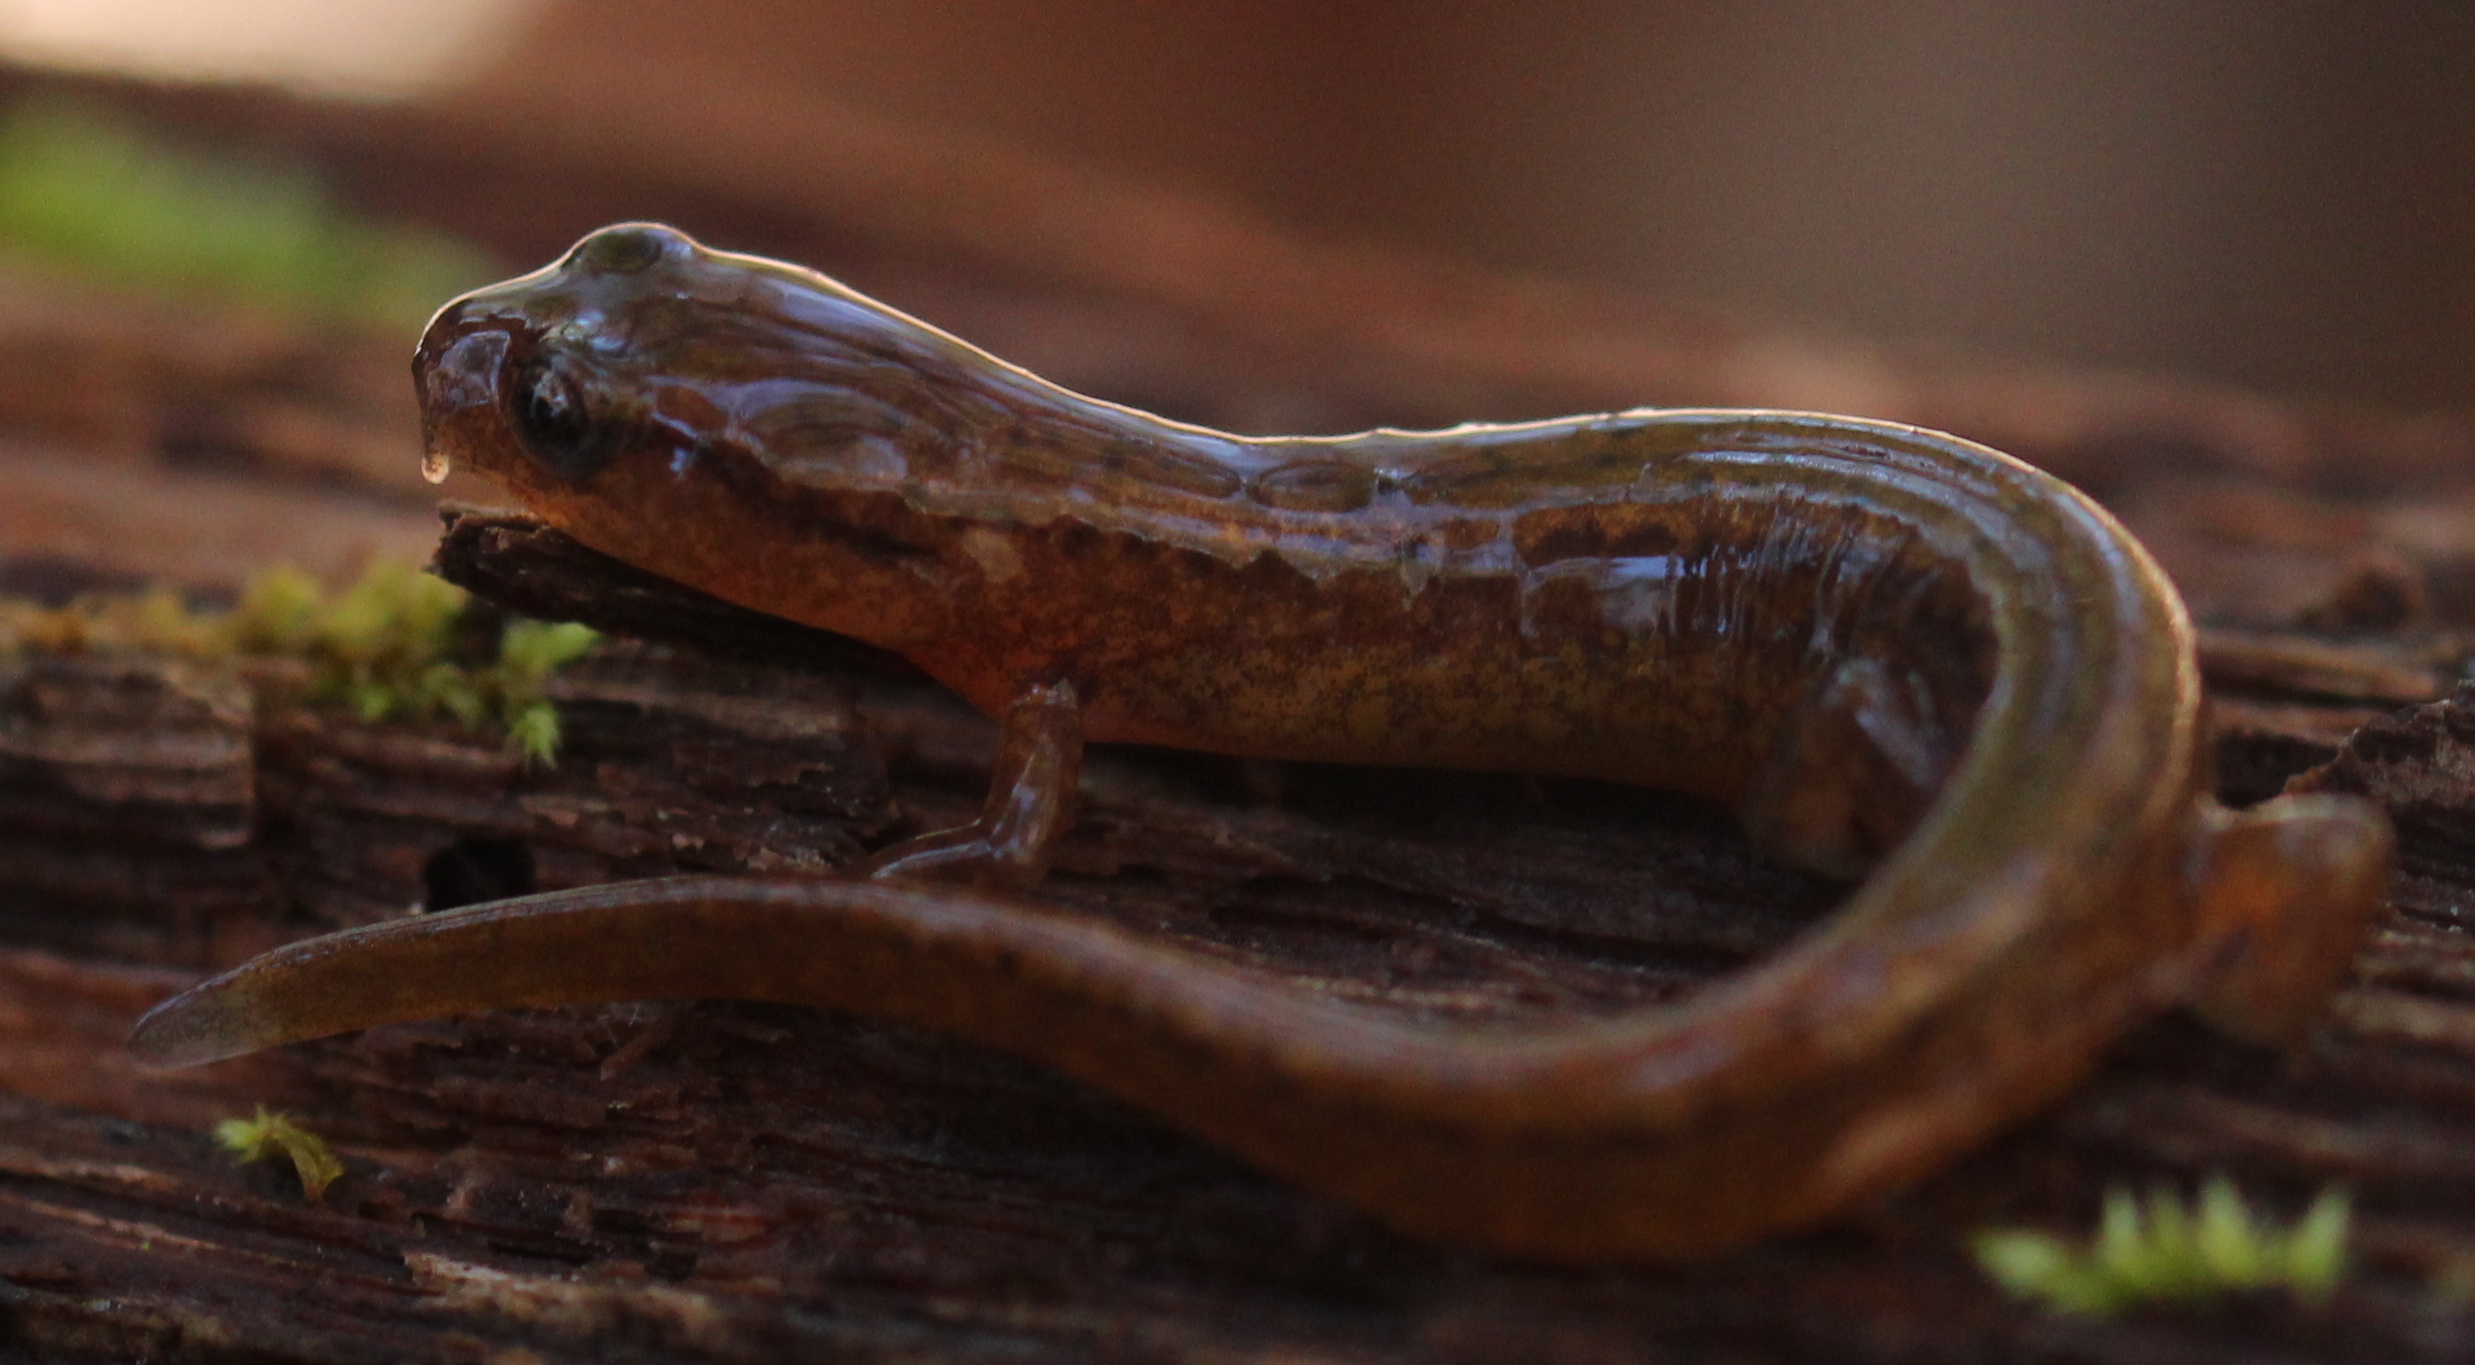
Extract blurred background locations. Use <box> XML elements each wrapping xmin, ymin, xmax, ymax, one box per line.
<box><xmin>4</xmin><ymin>0</ymin><xmax>2475</xmax><ymax>622</ymax></box>
<box><xmin>1</xmin><ymin>0</ymin><xmax>2469</xmax><ymax>410</ymax></box>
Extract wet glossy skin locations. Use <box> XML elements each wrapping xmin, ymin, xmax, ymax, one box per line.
<box><xmin>131</xmin><ymin>224</ymin><xmax>2394</xmax><ymax>1260</ymax></box>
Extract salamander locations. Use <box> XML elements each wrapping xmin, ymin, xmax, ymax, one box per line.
<box><xmin>129</xmin><ymin>223</ymin><xmax>2394</xmax><ymax>1260</ymax></box>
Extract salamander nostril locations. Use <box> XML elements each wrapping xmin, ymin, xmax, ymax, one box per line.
<box><xmin>568</xmin><ymin>222</ymin><xmax>694</xmax><ymax>276</ymax></box>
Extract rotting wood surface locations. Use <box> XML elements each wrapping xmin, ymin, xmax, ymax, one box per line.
<box><xmin>7</xmin><ymin>70</ymin><xmax>2475</xmax><ymax>1365</ymax></box>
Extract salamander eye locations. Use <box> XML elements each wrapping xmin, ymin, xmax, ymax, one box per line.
<box><xmin>509</xmin><ymin>357</ymin><xmax>608</xmax><ymax>479</ymax></box>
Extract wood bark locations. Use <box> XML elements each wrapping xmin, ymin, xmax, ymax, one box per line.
<box><xmin>4</xmin><ymin>67</ymin><xmax>2475</xmax><ymax>1364</ymax></box>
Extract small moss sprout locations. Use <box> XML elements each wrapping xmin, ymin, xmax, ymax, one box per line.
<box><xmin>214</xmin><ymin>1106</ymin><xmax>346</xmax><ymax>1201</ymax></box>
<box><xmin>1973</xmin><ymin>1176</ymin><xmax>2348</xmax><ymax>1315</ymax></box>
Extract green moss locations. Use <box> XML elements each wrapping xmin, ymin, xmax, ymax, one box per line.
<box><xmin>0</xmin><ymin>98</ymin><xmax>495</xmax><ymax>332</ymax></box>
<box><xmin>0</xmin><ymin>562</ymin><xmax>599</xmax><ymax>764</ymax></box>
<box><xmin>214</xmin><ymin>1106</ymin><xmax>345</xmax><ymax>1200</ymax></box>
<box><xmin>505</xmin><ymin>701</ymin><xmax>565</xmax><ymax>769</ymax></box>
<box><xmin>1974</xmin><ymin>1176</ymin><xmax>2349</xmax><ymax>1315</ymax></box>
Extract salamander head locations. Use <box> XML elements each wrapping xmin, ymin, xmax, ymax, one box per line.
<box><xmin>412</xmin><ymin>222</ymin><xmax>1007</xmax><ymax>645</ymax></box>
<box><xmin>415</xmin><ymin>222</ymin><xmax>1014</xmax><ymax>503</ymax></box>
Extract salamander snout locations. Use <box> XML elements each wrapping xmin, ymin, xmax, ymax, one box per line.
<box><xmin>413</xmin><ymin>298</ymin><xmax>510</xmax><ymax>484</ymax></box>
<box><xmin>412</xmin><ymin>291</ymin><xmax>621</xmax><ymax>491</ymax></box>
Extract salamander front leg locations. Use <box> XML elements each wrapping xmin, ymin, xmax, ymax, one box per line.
<box><xmin>854</xmin><ymin>681</ymin><xmax>1085</xmax><ymax>892</ymax></box>
<box><xmin>2184</xmin><ymin>792</ymin><xmax>2394</xmax><ymax>1044</ymax></box>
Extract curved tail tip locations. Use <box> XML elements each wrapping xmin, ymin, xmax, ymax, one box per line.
<box><xmin>127</xmin><ymin>986</ymin><xmax>259</xmax><ymax>1071</ymax></box>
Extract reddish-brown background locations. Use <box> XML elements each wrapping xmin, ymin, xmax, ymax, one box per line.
<box><xmin>461</xmin><ymin>0</ymin><xmax>2475</xmax><ymax>411</ymax></box>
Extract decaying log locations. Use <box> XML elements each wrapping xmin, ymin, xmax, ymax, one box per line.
<box><xmin>9</xmin><ymin>66</ymin><xmax>2475</xmax><ymax>1365</ymax></box>
<box><xmin>5</xmin><ymin>512</ymin><xmax>2473</xmax><ymax>1364</ymax></box>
